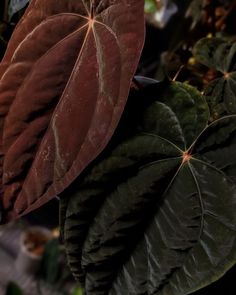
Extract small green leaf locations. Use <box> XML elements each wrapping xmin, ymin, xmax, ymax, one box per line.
<box><xmin>204</xmin><ymin>73</ymin><xmax>236</xmax><ymax>119</ymax></box>
<box><xmin>193</xmin><ymin>37</ymin><xmax>236</xmax><ymax>118</ymax></box>
<box><xmin>145</xmin><ymin>0</ymin><xmax>157</xmax><ymax>13</ymax></box>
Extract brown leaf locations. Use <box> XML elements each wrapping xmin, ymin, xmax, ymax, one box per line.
<box><xmin>0</xmin><ymin>0</ymin><xmax>145</xmax><ymax>222</ymax></box>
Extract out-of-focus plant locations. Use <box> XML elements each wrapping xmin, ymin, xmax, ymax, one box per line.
<box><xmin>5</xmin><ymin>282</ymin><xmax>24</xmax><ymax>295</ymax></box>
<box><xmin>153</xmin><ymin>0</ymin><xmax>236</xmax><ymax>86</ymax></box>
<box><xmin>145</xmin><ymin>0</ymin><xmax>178</xmax><ymax>28</ymax></box>
<box><xmin>71</xmin><ymin>287</ymin><xmax>83</xmax><ymax>295</ymax></box>
<box><xmin>145</xmin><ymin>0</ymin><xmax>157</xmax><ymax>13</ymax></box>
<box><xmin>39</xmin><ymin>237</ymin><xmax>76</xmax><ymax>294</ymax></box>
<box><xmin>8</xmin><ymin>0</ymin><xmax>30</xmax><ymax>20</ymax></box>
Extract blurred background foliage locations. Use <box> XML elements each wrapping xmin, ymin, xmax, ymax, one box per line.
<box><xmin>1</xmin><ymin>0</ymin><xmax>236</xmax><ymax>92</ymax></box>
<box><xmin>141</xmin><ymin>0</ymin><xmax>236</xmax><ymax>87</ymax></box>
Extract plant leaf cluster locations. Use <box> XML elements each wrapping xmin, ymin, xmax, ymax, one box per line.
<box><xmin>0</xmin><ymin>1</ymin><xmax>236</xmax><ymax>295</ymax></box>
<box><xmin>193</xmin><ymin>37</ymin><xmax>236</xmax><ymax>120</ymax></box>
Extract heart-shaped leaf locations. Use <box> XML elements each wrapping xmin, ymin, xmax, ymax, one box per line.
<box><xmin>0</xmin><ymin>0</ymin><xmax>145</xmax><ymax>222</ymax></box>
<box><xmin>62</xmin><ymin>81</ymin><xmax>236</xmax><ymax>294</ymax></box>
<box><xmin>193</xmin><ymin>37</ymin><xmax>236</xmax><ymax>119</ymax></box>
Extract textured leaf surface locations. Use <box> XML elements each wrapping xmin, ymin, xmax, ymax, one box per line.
<box><xmin>193</xmin><ymin>37</ymin><xmax>236</xmax><ymax>119</ymax></box>
<box><xmin>62</xmin><ymin>82</ymin><xmax>236</xmax><ymax>294</ymax></box>
<box><xmin>0</xmin><ymin>0</ymin><xmax>145</xmax><ymax>221</ymax></box>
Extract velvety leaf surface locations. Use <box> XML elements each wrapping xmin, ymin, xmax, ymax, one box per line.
<box><xmin>193</xmin><ymin>37</ymin><xmax>236</xmax><ymax>119</ymax></box>
<box><xmin>0</xmin><ymin>0</ymin><xmax>145</xmax><ymax>221</ymax></box>
<box><xmin>193</xmin><ymin>37</ymin><xmax>236</xmax><ymax>72</ymax></box>
<box><xmin>204</xmin><ymin>73</ymin><xmax>236</xmax><ymax>119</ymax></box>
<box><xmin>62</xmin><ymin>82</ymin><xmax>235</xmax><ymax>294</ymax></box>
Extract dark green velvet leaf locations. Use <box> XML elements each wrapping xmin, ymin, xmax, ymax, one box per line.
<box><xmin>111</xmin><ymin>157</ymin><xmax>236</xmax><ymax>295</ymax></box>
<box><xmin>143</xmin><ymin>81</ymin><xmax>209</xmax><ymax>149</ymax></box>
<box><xmin>193</xmin><ymin>37</ymin><xmax>236</xmax><ymax>119</ymax></box>
<box><xmin>61</xmin><ymin>81</ymin><xmax>236</xmax><ymax>295</ymax></box>
<box><xmin>193</xmin><ymin>37</ymin><xmax>236</xmax><ymax>73</ymax></box>
<box><xmin>204</xmin><ymin>73</ymin><xmax>236</xmax><ymax>119</ymax></box>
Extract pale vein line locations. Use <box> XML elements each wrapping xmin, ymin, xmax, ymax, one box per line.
<box><xmin>142</xmin><ymin>132</ymin><xmax>184</xmax><ymax>154</ymax></box>
<box><xmin>93</xmin><ymin>19</ymin><xmax>119</xmax><ymax>43</ymax></box>
<box><xmin>190</xmin><ymin>156</ymin><xmax>235</xmax><ymax>185</ymax></box>
<box><xmin>12</xmin><ymin>14</ymin><xmax>89</xmax><ymax>61</ymax></box>
<box><xmin>187</xmin><ymin>162</ymin><xmax>204</xmax><ymax>238</ymax></box>
<box><xmin>45</xmin><ymin>12</ymin><xmax>89</xmax><ymax>21</ymax></box>
<box><xmin>187</xmin><ymin>114</ymin><xmax>236</xmax><ymax>153</ymax></box>
<box><xmin>16</xmin><ymin>24</ymin><xmax>93</xmax><ymax>210</ymax></box>
<box><xmin>82</xmin><ymin>0</ymin><xmax>90</xmax><ymax>16</ymax></box>
<box><xmin>94</xmin><ymin>3</ymin><xmax>120</xmax><ymax>19</ymax></box>
<box><xmin>151</xmin><ymin>162</ymin><xmax>205</xmax><ymax>293</ymax></box>
<box><xmin>91</xmin><ymin>20</ymin><xmax>119</xmax><ymax>106</ymax></box>
<box><xmin>161</xmin><ymin>160</ymin><xmax>185</xmax><ymax>200</ymax></box>
<box><xmin>140</xmin><ymin>156</ymin><xmax>182</xmax><ymax>170</ymax></box>
<box><xmin>66</xmin><ymin>18</ymin><xmax>121</xmax><ymax>160</ymax></box>
<box><xmin>45</xmin><ymin>23</ymin><xmax>92</xmax><ymax>160</ymax></box>
<box><xmin>5</xmin><ymin>22</ymin><xmax>89</xmax><ymax>138</ymax></box>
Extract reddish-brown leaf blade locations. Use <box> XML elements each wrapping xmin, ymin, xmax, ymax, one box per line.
<box><xmin>0</xmin><ymin>0</ymin><xmax>145</xmax><ymax>221</ymax></box>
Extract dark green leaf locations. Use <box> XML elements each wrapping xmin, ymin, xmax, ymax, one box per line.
<box><xmin>193</xmin><ymin>37</ymin><xmax>236</xmax><ymax>73</ymax></box>
<box><xmin>40</xmin><ymin>239</ymin><xmax>60</xmax><ymax>284</ymax></box>
<box><xmin>144</xmin><ymin>82</ymin><xmax>209</xmax><ymax>149</ymax></box>
<box><xmin>193</xmin><ymin>37</ymin><xmax>236</xmax><ymax>118</ymax></box>
<box><xmin>204</xmin><ymin>73</ymin><xmax>236</xmax><ymax>119</ymax></box>
<box><xmin>61</xmin><ymin>81</ymin><xmax>236</xmax><ymax>295</ymax></box>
